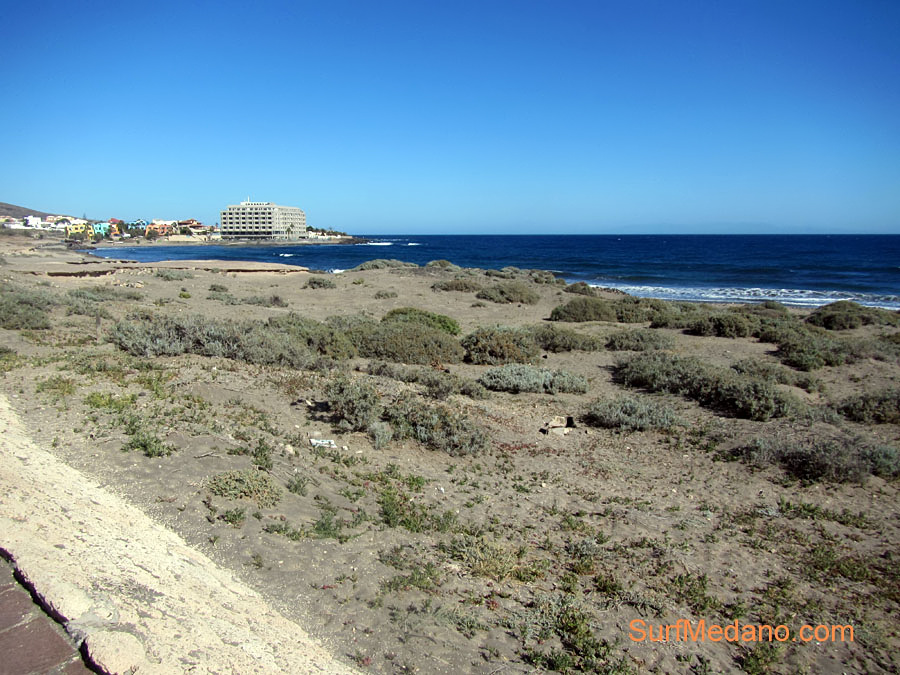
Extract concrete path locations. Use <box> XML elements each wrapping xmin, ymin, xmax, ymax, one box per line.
<box><xmin>0</xmin><ymin>393</ymin><xmax>358</xmax><ymax>675</ymax></box>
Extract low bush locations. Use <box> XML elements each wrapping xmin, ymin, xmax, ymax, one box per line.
<box><xmin>351</xmin><ymin>259</ymin><xmax>418</xmax><ymax>271</ymax></box>
<box><xmin>838</xmin><ymin>389</ymin><xmax>900</xmax><ymax>424</ymax></box>
<box><xmin>325</xmin><ymin>375</ymin><xmax>382</xmax><ymax>431</ymax></box>
<box><xmin>425</xmin><ymin>259</ymin><xmax>461</xmax><ymax>272</ymax></box>
<box><xmin>154</xmin><ymin>269</ymin><xmax>194</xmax><ymax>281</ymax></box>
<box><xmin>616</xmin><ymin>352</ymin><xmax>795</xmax><ymax>421</ymax></box>
<box><xmin>461</xmin><ymin>326</ymin><xmax>539</xmax><ymax>365</ymax></box>
<box><xmin>0</xmin><ymin>284</ymin><xmax>55</xmax><ymax>329</ymax></box>
<box><xmin>374</xmin><ymin>290</ymin><xmax>398</xmax><ymax>299</ymax></box>
<box><xmin>244</xmin><ymin>294</ymin><xmax>289</xmax><ymax>307</ymax></box>
<box><xmin>206</xmin><ymin>469</ymin><xmax>282</xmax><ymax>507</ymax></box>
<box><xmin>123</xmin><ymin>429</ymin><xmax>175</xmax><ymax>457</ymax></box>
<box><xmin>731</xmin><ymin>434</ymin><xmax>900</xmax><ymax>483</ymax></box>
<box><xmin>564</xmin><ymin>282</ymin><xmax>597</xmax><ymax>296</ymax></box>
<box><xmin>207</xmin><ymin>291</ymin><xmax>240</xmax><ymax>304</ymax></box>
<box><xmin>431</xmin><ymin>278</ymin><xmax>484</xmax><ymax>293</ymax></box>
<box><xmin>108</xmin><ymin>313</ymin><xmax>314</xmax><ymax>368</ymax></box>
<box><xmin>582</xmin><ymin>396</ymin><xmax>679</xmax><ymax>431</ymax></box>
<box><xmin>383</xmin><ymin>393</ymin><xmax>488</xmax><ymax>455</ymax></box>
<box><xmin>478</xmin><ymin>364</ymin><xmax>588</xmax><ymax>394</ymax></box>
<box><xmin>368</xmin><ymin>361</ymin><xmax>489</xmax><ymax>400</ymax></box>
<box><xmin>360</xmin><ymin>321</ymin><xmax>464</xmax><ymax>364</ymax></box>
<box><xmin>64</xmin><ymin>296</ymin><xmax>113</xmax><ymax>319</ymax></box>
<box><xmin>687</xmin><ymin>313</ymin><xmax>753</xmax><ymax>338</ymax></box>
<box><xmin>208</xmin><ymin>283</ymin><xmax>228</xmax><ymax>293</ymax></box>
<box><xmin>306</xmin><ymin>276</ymin><xmax>337</xmax><ymax>289</ymax></box>
<box><xmin>605</xmin><ymin>328</ymin><xmax>674</xmax><ymax>351</ymax></box>
<box><xmin>476</xmin><ymin>281</ymin><xmax>540</xmax><ymax>305</ymax></box>
<box><xmin>730</xmin><ymin>358</ymin><xmax>821</xmax><ymax>393</ymax></box>
<box><xmin>69</xmin><ymin>286</ymin><xmax>143</xmax><ymax>302</ymax></box>
<box><xmin>528</xmin><ymin>324</ymin><xmax>603</xmax><ymax>352</ymax></box>
<box><xmin>550</xmin><ymin>296</ymin><xmax>668</xmax><ymax>323</ymax></box>
<box><xmin>806</xmin><ymin>301</ymin><xmax>899</xmax><ymax>330</ymax></box>
<box><xmin>382</xmin><ymin>307</ymin><xmax>461</xmax><ymax>335</ymax></box>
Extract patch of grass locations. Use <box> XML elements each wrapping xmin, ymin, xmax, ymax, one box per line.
<box><xmin>669</xmin><ymin>573</ymin><xmax>720</xmax><ymax>613</ymax></box>
<box><xmin>374</xmin><ymin>289</ymin><xmax>397</xmax><ymax>299</ymax></box>
<box><xmin>582</xmin><ymin>396</ymin><xmax>679</xmax><ymax>431</ymax></box>
<box><xmin>154</xmin><ymin>269</ymin><xmax>194</xmax><ymax>281</ymax></box>
<box><xmin>35</xmin><ymin>375</ymin><xmax>76</xmax><ymax>400</ymax></box>
<box><xmin>442</xmin><ymin>535</ymin><xmax>521</xmax><ymax>581</ymax></box>
<box><xmin>84</xmin><ymin>391</ymin><xmax>136</xmax><ymax>413</ymax></box>
<box><xmin>382</xmin><ymin>307</ymin><xmax>460</xmax><ymax>336</ymax></box>
<box><xmin>220</xmin><ymin>507</ymin><xmax>246</xmax><ymax>527</ymax></box>
<box><xmin>286</xmin><ymin>474</ymin><xmax>309</xmax><ymax>496</ymax></box>
<box><xmin>68</xmin><ymin>286</ymin><xmax>143</xmax><ymax>302</ymax></box>
<box><xmin>207</xmin><ymin>469</ymin><xmax>282</xmax><ymax>507</ymax></box>
<box><xmin>476</xmin><ymin>281</ymin><xmax>540</xmax><ymax>305</ymax></box>
<box><xmin>122</xmin><ymin>429</ymin><xmax>175</xmax><ymax>457</ymax></box>
<box><xmin>461</xmin><ymin>326</ymin><xmax>538</xmax><ymax>365</ymax></box>
<box><xmin>382</xmin><ymin>563</ymin><xmax>441</xmax><ymax>593</ymax></box>
<box><xmin>478</xmin><ymin>364</ymin><xmax>588</xmax><ymax>394</ymax></box>
<box><xmin>379</xmin><ymin>487</ymin><xmax>457</xmax><ymax>532</ymax></box>
<box><xmin>777</xmin><ymin>497</ymin><xmax>870</xmax><ymax>529</ymax></box>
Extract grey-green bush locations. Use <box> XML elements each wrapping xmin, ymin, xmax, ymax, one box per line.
<box><xmin>461</xmin><ymin>327</ymin><xmax>539</xmax><ymax>365</ymax></box>
<box><xmin>382</xmin><ymin>307</ymin><xmax>460</xmax><ymax>335</ymax></box>
<box><xmin>325</xmin><ymin>375</ymin><xmax>382</xmax><ymax>431</ymax></box>
<box><xmin>605</xmin><ymin>328</ymin><xmax>674</xmax><ymax>351</ymax></box>
<box><xmin>306</xmin><ymin>276</ymin><xmax>337</xmax><ymax>289</ymax></box>
<box><xmin>360</xmin><ymin>321</ymin><xmax>464</xmax><ymax>364</ymax></box>
<box><xmin>478</xmin><ymin>364</ymin><xmax>588</xmax><ymax>394</ymax></box>
<box><xmin>476</xmin><ymin>281</ymin><xmax>540</xmax><ymax>305</ymax></box>
<box><xmin>383</xmin><ymin>393</ymin><xmax>488</xmax><ymax>455</ymax></box>
<box><xmin>582</xmin><ymin>396</ymin><xmax>679</xmax><ymax>431</ymax></box>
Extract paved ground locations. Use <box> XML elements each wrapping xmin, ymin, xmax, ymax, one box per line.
<box><xmin>0</xmin><ymin>556</ymin><xmax>93</xmax><ymax>675</ymax></box>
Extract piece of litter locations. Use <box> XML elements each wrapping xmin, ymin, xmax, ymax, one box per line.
<box><xmin>310</xmin><ymin>438</ymin><xmax>337</xmax><ymax>448</ymax></box>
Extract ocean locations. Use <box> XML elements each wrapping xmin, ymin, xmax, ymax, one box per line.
<box><xmin>84</xmin><ymin>234</ymin><xmax>900</xmax><ymax>310</ymax></box>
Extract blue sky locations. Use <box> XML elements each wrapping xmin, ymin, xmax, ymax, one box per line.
<box><xmin>2</xmin><ymin>0</ymin><xmax>898</xmax><ymax>233</ymax></box>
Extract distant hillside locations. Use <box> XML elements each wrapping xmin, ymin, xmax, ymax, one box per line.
<box><xmin>0</xmin><ymin>202</ymin><xmax>59</xmax><ymax>220</ymax></box>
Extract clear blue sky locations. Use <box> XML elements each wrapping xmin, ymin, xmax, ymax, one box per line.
<box><xmin>2</xmin><ymin>0</ymin><xmax>898</xmax><ymax>234</ymax></box>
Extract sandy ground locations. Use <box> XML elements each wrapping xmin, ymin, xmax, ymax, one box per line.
<box><xmin>1</xmin><ymin>231</ymin><xmax>898</xmax><ymax>674</ymax></box>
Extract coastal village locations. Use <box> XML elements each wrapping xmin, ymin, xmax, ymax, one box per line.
<box><xmin>0</xmin><ymin>199</ymin><xmax>348</xmax><ymax>243</ymax></box>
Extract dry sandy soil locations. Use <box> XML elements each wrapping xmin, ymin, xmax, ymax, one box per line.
<box><xmin>0</xmin><ymin>231</ymin><xmax>898</xmax><ymax>674</ymax></box>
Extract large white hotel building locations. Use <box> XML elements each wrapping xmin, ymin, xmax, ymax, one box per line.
<box><xmin>219</xmin><ymin>200</ymin><xmax>307</xmax><ymax>240</ymax></box>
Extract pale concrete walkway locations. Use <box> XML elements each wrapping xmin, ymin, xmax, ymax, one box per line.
<box><xmin>0</xmin><ymin>393</ymin><xmax>358</xmax><ymax>675</ymax></box>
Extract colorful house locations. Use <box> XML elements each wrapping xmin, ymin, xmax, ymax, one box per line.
<box><xmin>65</xmin><ymin>222</ymin><xmax>87</xmax><ymax>239</ymax></box>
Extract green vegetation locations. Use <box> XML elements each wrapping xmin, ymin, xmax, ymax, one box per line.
<box><xmin>432</xmin><ymin>278</ymin><xmax>483</xmax><ymax>293</ymax></box>
<box><xmin>382</xmin><ymin>306</ymin><xmax>461</xmax><ymax>335</ymax></box>
<box><xmin>528</xmin><ymin>324</ymin><xmax>603</xmax><ymax>352</ymax></box>
<box><xmin>383</xmin><ymin>393</ymin><xmax>488</xmax><ymax>455</ymax></box>
<box><xmin>154</xmin><ymin>269</ymin><xmax>194</xmax><ymax>281</ymax></box>
<box><xmin>243</xmin><ymin>294</ymin><xmax>289</xmax><ymax>307</ymax></box>
<box><xmin>550</xmin><ymin>296</ymin><xmax>668</xmax><ymax>323</ymax></box>
<box><xmin>806</xmin><ymin>301</ymin><xmax>899</xmax><ymax>330</ymax></box>
<box><xmin>461</xmin><ymin>326</ymin><xmax>539</xmax><ymax>365</ymax></box>
<box><xmin>838</xmin><ymin>388</ymin><xmax>900</xmax><ymax>424</ymax></box>
<box><xmin>122</xmin><ymin>429</ymin><xmax>175</xmax><ymax>457</ymax></box>
<box><xmin>325</xmin><ymin>375</ymin><xmax>382</xmax><ymax>431</ymax></box>
<box><xmin>350</xmin><ymin>259</ymin><xmax>418</xmax><ymax>271</ymax></box>
<box><xmin>581</xmin><ymin>396</ymin><xmax>679</xmax><ymax>431</ymax></box>
<box><xmin>306</xmin><ymin>276</ymin><xmax>337</xmax><ymax>289</ymax></box>
<box><xmin>206</xmin><ymin>469</ymin><xmax>282</xmax><ymax>507</ymax></box>
<box><xmin>360</xmin><ymin>320</ymin><xmax>464</xmax><ymax>365</ymax></box>
<box><xmin>563</xmin><ymin>281</ymin><xmax>598</xmax><ymax>297</ymax></box>
<box><xmin>478</xmin><ymin>364</ymin><xmax>588</xmax><ymax>394</ymax></box>
<box><xmin>605</xmin><ymin>328</ymin><xmax>675</xmax><ymax>351</ymax></box>
<box><xmin>475</xmin><ymin>281</ymin><xmax>540</xmax><ymax>305</ymax></box>
<box><xmin>617</xmin><ymin>352</ymin><xmax>795</xmax><ymax>421</ymax></box>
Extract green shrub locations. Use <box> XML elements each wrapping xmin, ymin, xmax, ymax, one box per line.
<box><xmin>382</xmin><ymin>307</ymin><xmax>461</xmax><ymax>335</ymax></box>
<box><xmin>432</xmin><ymin>278</ymin><xmax>483</xmax><ymax>293</ymax></box>
<box><xmin>64</xmin><ymin>296</ymin><xmax>113</xmax><ymax>319</ymax></box>
<box><xmin>478</xmin><ymin>364</ymin><xmax>588</xmax><ymax>394</ymax></box>
<box><xmin>267</xmin><ymin>313</ymin><xmax>357</xmax><ymax>359</ymax></box>
<box><xmin>605</xmin><ymin>328</ymin><xmax>675</xmax><ymax>351</ymax></box>
<box><xmin>244</xmin><ymin>294</ymin><xmax>289</xmax><ymax>307</ymax></box>
<box><xmin>617</xmin><ymin>352</ymin><xmax>795</xmax><ymax>421</ymax></box>
<box><xmin>84</xmin><ymin>391</ymin><xmax>136</xmax><ymax>412</ymax></box>
<box><xmin>206</xmin><ymin>469</ymin><xmax>282</xmax><ymax>507</ymax></box>
<box><xmin>528</xmin><ymin>324</ymin><xmax>603</xmax><ymax>352</ymax></box>
<box><xmin>306</xmin><ymin>276</ymin><xmax>337</xmax><ymax>289</ymax></box>
<box><xmin>325</xmin><ymin>314</ymin><xmax>380</xmax><ymax>350</ymax></box>
<box><xmin>351</xmin><ymin>259</ymin><xmax>418</xmax><ymax>271</ymax></box>
<box><xmin>69</xmin><ymin>286</ymin><xmax>143</xmax><ymax>302</ymax></box>
<box><xmin>731</xmin><ymin>358</ymin><xmax>821</xmax><ymax>393</ymax></box>
<box><xmin>325</xmin><ymin>375</ymin><xmax>382</xmax><ymax>431</ymax></box>
<box><xmin>425</xmin><ymin>259</ymin><xmax>461</xmax><ymax>271</ymax></box>
<box><xmin>461</xmin><ymin>326</ymin><xmax>538</xmax><ymax>365</ymax></box>
<box><xmin>838</xmin><ymin>389</ymin><xmax>900</xmax><ymax>424</ymax></box>
<box><xmin>154</xmin><ymin>269</ymin><xmax>194</xmax><ymax>281</ymax></box>
<box><xmin>564</xmin><ymin>282</ymin><xmax>597</xmax><ymax>296</ymax></box>
<box><xmin>582</xmin><ymin>396</ymin><xmax>679</xmax><ymax>431</ymax></box>
<box><xmin>476</xmin><ymin>281</ymin><xmax>540</xmax><ymax>305</ymax></box>
<box><xmin>122</xmin><ymin>429</ymin><xmax>174</xmax><ymax>457</ymax></box>
<box><xmin>374</xmin><ymin>290</ymin><xmax>397</xmax><ymax>299</ymax></box>
<box><xmin>687</xmin><ymin>313</ymin><xmax>752</xmax><ymax>338</ymax></box>
<box><xmin>207</xmin><ymin>291</ymin><xmax>240</xmax><ymax>304</ymax></box>
<box><xmin>732</xmin><ymin>434</ymin><xmax>900</xmax><ymax>483</ymax></box>
<box><xmin>360</xmin><ymin>321</ymin><xmax>463</xmax><ymax>364</ymax></box>
<box><xmin>383</xmin><ymin>393</ymin><xmax>488</xmax><ymax>455</ymax></box>
<box><xmin>108</xmin><ymin>313</ymin><xmax>314</xmax><ymax>368</ymax></box>
<box><xmin>368</xmin><ymin>361</ymin><xmax>489</xmax><ymax>400</ymax></box>
<box><xmin>208</xmin><ymin>283</ymin><xmax>228</xmax><ymax>293</ymax></box>
<box><xmin>550</xmin><ymin>297</ymin><xmax>617</xmax><ymax>322</ymax></box>
<box><xmin>0</xmin><ymin>284</ymin><xmax>56</xmax><ymax>329</ymax></box>
<box><xmin>806</xmin><ymin>301</ymin><xmax>899</xmax><ymax>330</ymax></box>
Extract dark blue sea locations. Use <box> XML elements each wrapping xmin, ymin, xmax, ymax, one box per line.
<box><xmin>85</xmin><ymin>235</ymin><xmax>900</xmax><ymax>310</ymax></box>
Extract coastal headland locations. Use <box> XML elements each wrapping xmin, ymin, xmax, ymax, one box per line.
<box><xmin>1</xmin><ymin>230</ymin><xmax>898</xmax><ymax>674</ymax></box>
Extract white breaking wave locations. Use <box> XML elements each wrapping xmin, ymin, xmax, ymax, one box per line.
<box><xmin>407</xmin><ymin>243</ymin><xmax>421</xmax><ymax>246</ymax></box>
<box><xmin>364</xmin><ymin>242</ymin><xmax>393</xmax><ymax>246</ymax></box>
<box><xmin>588</xmin><ymin>283</ymin><xmax>900</xmax><ymax>310</ymax></box>
<box><xmin>278</xmin><ymin>253</ymin><xmax>294</xmax><ymax>257</ymax></box>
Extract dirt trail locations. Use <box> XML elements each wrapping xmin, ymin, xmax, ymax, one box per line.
<box><xmin>0</xmin><ymin>392</ymin><xmax>358</xmax><ymax>675</ymax></box>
